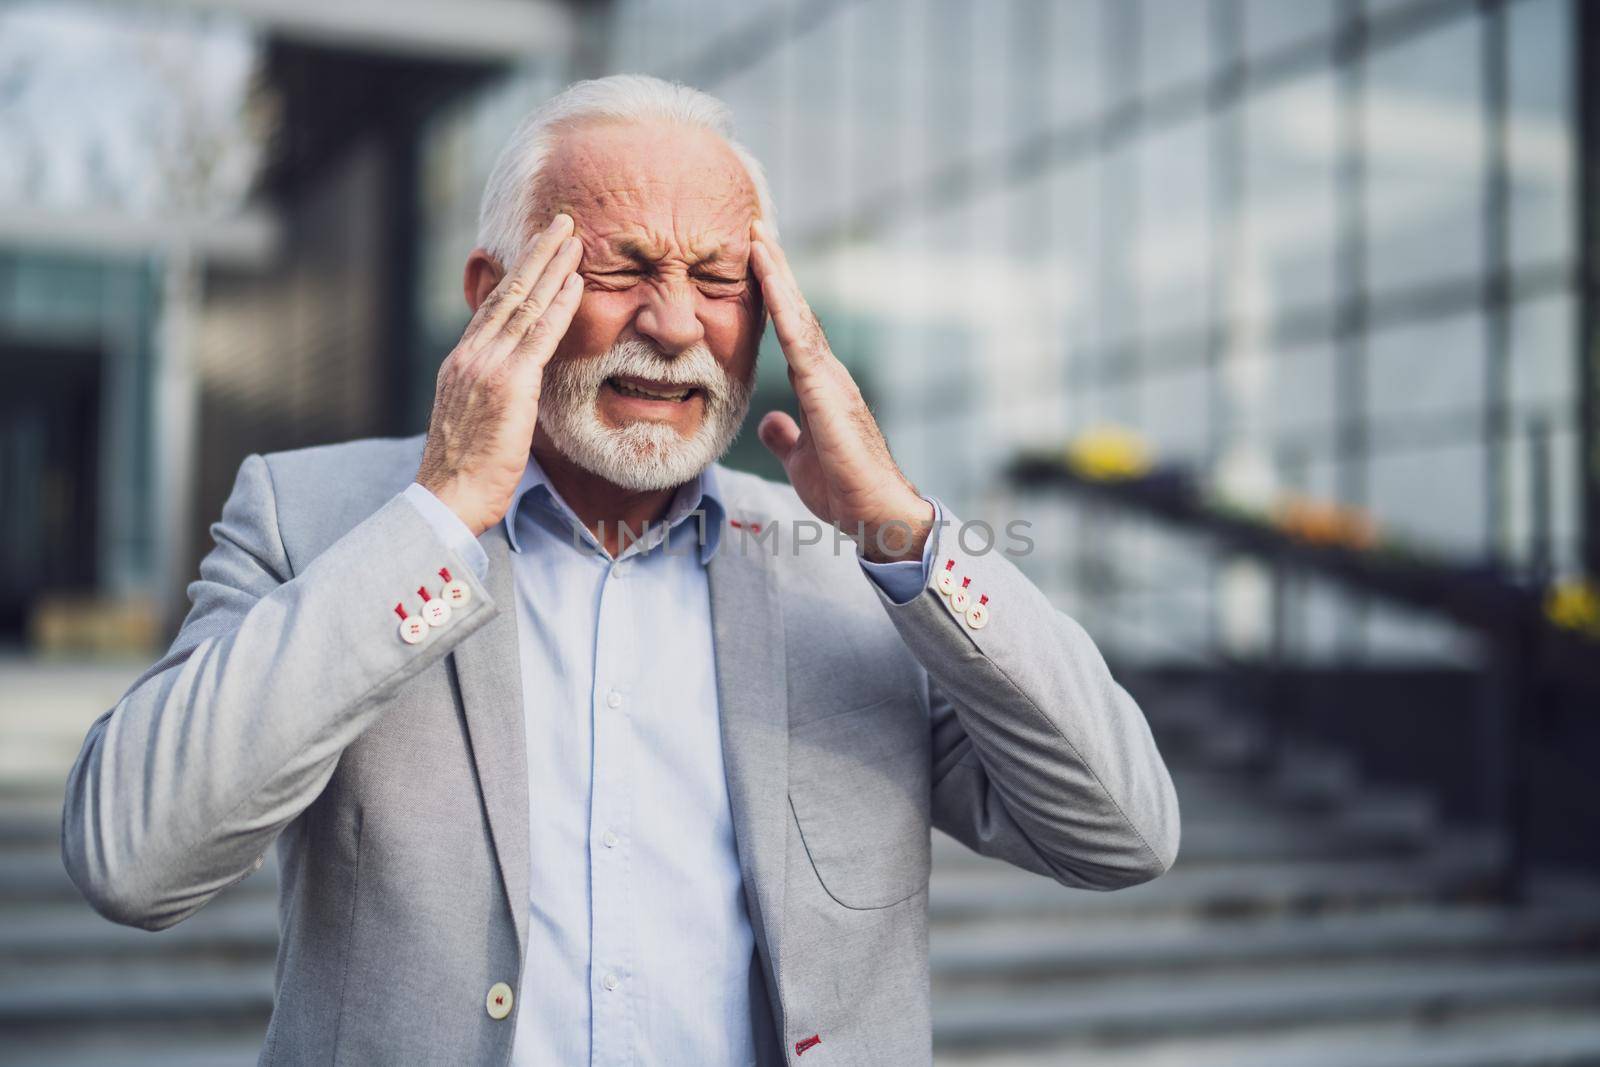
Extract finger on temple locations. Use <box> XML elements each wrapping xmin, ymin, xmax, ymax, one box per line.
<box><xmin>759</xmin><ymin>275</ymin><xmax>818</xmax><ymax>365</ymax></box>
<box><xmin>513</xmin><ymin>272</ymin><xmax>584</xmax><ymax>362</ymax></box>
<box><xmin>479</xmin><ymin>214</ymin><xmax>575</xmax><ymax>329</ymax></box>
<box><xmin>502</xmin><ymin>237</ymin><xmax>583</xmax><ymax>342</ymax></box>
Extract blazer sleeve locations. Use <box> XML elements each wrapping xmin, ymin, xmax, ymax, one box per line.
<box><xmin>60</xmin><ymin>453</ymin><xmax>499</xmax><ymax>930</ymax></box>
<box><xmin>871</xmin><ymin>510</ymin><xmax>1180</xmax><ymax>890</ymax></box>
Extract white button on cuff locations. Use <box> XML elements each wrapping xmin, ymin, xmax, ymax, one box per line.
<box><xmin>486</xmin><ymin>982</ymin><xmax>514</xmax><ymax>1020</ymax></box>
<box><xmin>935</xmin><ymin>570</ymin><xmax>958</xmax><ymax>596</ymax></box>
<box><xmin>602</xmin><ymin>973</ymin><xmax>620</xmax><ymax>992</ymax></box>
<box><xmin>422</xmin><ymin>599</ymin><xmax>452</xmax><ymax>628</ymax></box>
<box><xmin>948</xmin><ymin>587</ymin><xmax>971</xmax><ymax>613</ymax></box>
<box><xmin>606</xmin><ymin>690</ymin><xmax>622</xmax><ymax>709</ymax></box>
<box><xmin>602</xmin><ymin>830</ymin><xmax>620</xmax><ymax>848</ymax></box>
<box><xmin>441</xmin><ymin>579</ymin><xmax>471</xmax><ymax>607</ymax></box>
<box><xmin>398</xmin><ymin>616</ymin><xmax>428</xmax><ymax>645</ymax></box>
<box><xmin>965</xmin><ymin>602</ymin><xmax>990</xmax><ymax>630</ymax></box>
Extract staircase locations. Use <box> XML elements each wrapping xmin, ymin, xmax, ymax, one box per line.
<box><xmin>932</xmin><ymin>683</ymin><xmax>1600</xmax><ymax>1065</ymax></box>
<box><xmin>3</xmin><ymin>659</ymin><xmax>1599</xmax><ymax>1065</ymax></box>
<box><xmin>0</xmin><ymin>659</ymin><xmax>275</xmax><ymax>1067</ymax></box>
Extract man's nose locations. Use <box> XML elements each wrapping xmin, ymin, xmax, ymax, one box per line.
<box><xmin>632</xmin><ymin>280</ymin><xmax>705</xmax><ymax>355</ymax></box>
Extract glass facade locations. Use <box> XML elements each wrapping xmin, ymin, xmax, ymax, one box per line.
<box><xmin>414</xmin><ymin>0</ymin><xmax>1579</xmax><ymax>667</ymax></box>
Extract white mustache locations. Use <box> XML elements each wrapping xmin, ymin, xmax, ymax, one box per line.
<box><xmin>562</xmin><ymin>339</ymin><xmax>735</xmax><ymax>407</ymax></box>
<box><xmin>537</xmin><ymin>337</ymin><xmax>756</xmax><ymax>492</ymax></box>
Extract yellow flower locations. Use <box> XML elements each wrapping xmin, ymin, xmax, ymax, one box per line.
<box><xmin>1065</xmin><ymin>425</ymin><xmax>1153</xmax><ymax>482</ymax></box>
<box><xmin>1545</xmin><ymin>580</ymin><xmax>1600</xmax><ymax>636</ymax></box>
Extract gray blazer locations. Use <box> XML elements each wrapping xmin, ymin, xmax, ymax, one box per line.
<box><xmin>60</xmin><ymin>435</ymin><xmax>1179</xmax><ymax>1065</ymax></box>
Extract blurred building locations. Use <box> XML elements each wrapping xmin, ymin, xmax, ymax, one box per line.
<box><xmin>0</xmin><ymin>0</ymin><xmax>580</xmax><ymax>644</ymax></box>
<box><xmin>2</xmin><ymin>0</ymin><xmax>1594</xmax><ymax>885</ymax></box>
<box><xmin>4</xmin><ymin>2</ymin><xmax>1600</xmax><ymax>1064</ymax></box>
<box><xmin>4</xmin><ymin>0</ymin><xmax>1584</xmax><ymax>656</ymax></box>
<box><xmin>414</xmin><ymin>0</ymin><xmax>1600</xmax><ymax>871</ymax></box>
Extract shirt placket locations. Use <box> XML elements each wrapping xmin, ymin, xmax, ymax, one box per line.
<box><xmin>590</xmin><ymin>549</ymin><xmax>638</xmax><ymax>1065</ymax></box>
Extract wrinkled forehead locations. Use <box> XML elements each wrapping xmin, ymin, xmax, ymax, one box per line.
<box><xmin>533</xmin><ymin>120</ymin><xmax>759</xmax><ymax>259</ymax></box>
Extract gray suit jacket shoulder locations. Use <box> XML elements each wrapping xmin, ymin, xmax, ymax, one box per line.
<box><xmin>61</xmin><ymin>434</ymin><xmax>1179</xmax><ymax>1066</ymax></box>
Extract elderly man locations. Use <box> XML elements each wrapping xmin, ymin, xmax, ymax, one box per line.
<box><xmin>62</xmin><ymin>75</ymin><xmax>1178</xmax><ymax>1065</ymax></box>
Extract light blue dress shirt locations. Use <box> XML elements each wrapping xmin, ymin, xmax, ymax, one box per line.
<box><xmin>402</xmin><ymin>457</ymin><xmax>929</xmax><ymax>1065</ymax></box>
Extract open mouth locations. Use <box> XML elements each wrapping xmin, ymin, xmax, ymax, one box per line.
<box><xmin>605</xmin><ymin>376</ymin><xmax>702</xmax><ymax>404</ymax></box>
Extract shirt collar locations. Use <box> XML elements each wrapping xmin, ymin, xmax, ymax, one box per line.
<box><xmin>502</xmin><ymin>452</ymin><xmax>725</xmax><ymax>565</ymax></box>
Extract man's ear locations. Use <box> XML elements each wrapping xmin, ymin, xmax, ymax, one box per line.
<box><xmin>464</xmin><ymin>248</ymin><xmax>504</xmax><ymax>313</ymax></box>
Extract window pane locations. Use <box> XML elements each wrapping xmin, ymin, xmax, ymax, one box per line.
<box><xmin>1054</xmin><ymin>158</ymin><xmax>1105</xmax><ymax>380</ymax></box>
<box><xmin>1102</xmin><ymin>139</ymin><xmax>1140</xmax><ymax>346</ymax></box>
<box><xmin>1509</xmin><ymin>291</ymin><xmax>1576</xmax><ymax>417</ymax></box>
<box><xmin>1368</xmin><ymin>440</ymin><xmax>1488</xmax><ymax>556</ymax></box>
<box><xmin>1143</xmin><ymin>360</ymin><xmax>1211</xmax><ymax>461</ymax></box>
<box><xmin>1505</xmin><ymin>423</ymin><xmax>1579</xmax><ymax>576</ymax></box>
<box><xmin>924</xmin><ymin>0</ymin><xmax>976</xmax><ymax>178</ymax></box>
<box><xmin>1270</xmin><ymin>339</ymin><xmax>1338</xmax><ymax>445</ymax></box>
<box><xmin>1364</xmin><ymin>0</ymin><xmax>1419</xmax><ymax>20</ymax></box>
<box><xmin>1363</xmin><ymin>14</ymin><xmax>1486</xmax><ymax>294</ymax></box>
<box><xmin>1365</xmin><ymin>311</ymin><xmax>1486</xmax><ymax>425</ymax></box>
<box><xmin>1140</xmin><ymin>0</ymin><xmax>1214</xmax><ymax>97</ymax></box>
<box><xmin>1136</xmin><ymin>115</ymin><xmax>1212</xmax><ymax>337</ymax></box>
<box><xmin>1508</xmin><ymin>0</ymin><xmax>1575</xmax><ymax>271</ymax></box>
<box><xmin>1243</xmin><ymin>0</ymin><xmax>1337</xmax><ymax>59</ymax></box>
<box><xmin>1242</xmin><ymin>69</ymin><xmax>1340</xmax><ymax>318</ymax></box>
<box><xmin>781</xmin><ymin>13</ymin><xmax>848</xmax><ymax>233</ymax></box>
<box><xmin>1047</xmin><ymin>0</ymin><xmax>1107</xmax><ymax>128</ymax></box>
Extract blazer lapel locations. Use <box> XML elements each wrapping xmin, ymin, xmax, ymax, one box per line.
<box><xmin>450</xmin><ymin>524</ymin><xmax>531</xmax><ymax>953</ymax></box>
<box><xmin>708</xmin><ymin>514</ymin><xmax>790</xmax><ymax>1004</ymax></box>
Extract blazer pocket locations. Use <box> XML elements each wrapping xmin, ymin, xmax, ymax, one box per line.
<box><xmin>788</xmin><ymin>696</ymin><xmax>931</xmax><ymax>910</ymax></box>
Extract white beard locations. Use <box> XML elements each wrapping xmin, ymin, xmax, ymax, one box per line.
<box><xmin>538</xmin><ymin>337</ymin><xmax>754</xmax><ymax>492</ymax></box>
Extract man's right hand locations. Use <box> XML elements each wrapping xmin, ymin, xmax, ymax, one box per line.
<box><xmin>416</xmin><ymin>213</ymin><xmax>585</xmax><ymax>537</ymax></box>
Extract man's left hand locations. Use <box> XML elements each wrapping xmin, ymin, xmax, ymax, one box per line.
<box><xmin>748</xmin><ymin>219</ymin><xmax>934</xmax><ymax>564</ymax></box>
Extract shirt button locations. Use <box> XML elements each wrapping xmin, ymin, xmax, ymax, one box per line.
<box><xmin>602</xmin><ymin>973</ymin><xmax>620</xmax><ymax>992</ymax></box>
<box><xmin>602</xmin><ymin>829</ymin><xmax>619</xmax><ymax>848</ymax></box>
<box><xmin>610</xmin><ymin>563</ymin><xmax>628</xmax><ymax>579</ymax></box>
<box><xmin>486</xmin><ymin>981</ymin><xmax>514</xmax><ymax>1020</ymax></box>
<box><xmin>606</xmin><ymin>690</ymin><xmax>622</xmax><ymax>709</ymax></box>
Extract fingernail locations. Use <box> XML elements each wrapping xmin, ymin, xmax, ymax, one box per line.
<box><xmin>547</xmin><ymin>213</ymin><xmax>570</xmax><ymax>233</ymax></box>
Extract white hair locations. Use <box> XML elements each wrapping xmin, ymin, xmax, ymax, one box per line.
<box><xmin>476</xmin><ymin>73</ymin><xmax>778</xmax><ymax>266</ymax></box>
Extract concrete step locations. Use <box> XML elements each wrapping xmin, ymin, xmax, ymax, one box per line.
<box><xmin>934</xmin><ymin>1009</ymin><xmax>1600</xmax><ymax>1066</ymax></box>
<box><xmin>1162</xmin><ymin>769</ymin><xmax>1415</xmax><ymax>824</ymax></box>
<box><xmin>934</xmin><ymin>810</ymin><xmax>1430</xmax><ymax>870</ymax></box>
<box><xmin>932</xmin><ymin>958</ymin><xmax>1600</xmax><ymax>1050</ymax></box>
<box><xmin>0</xmin><ymin>799</ymin><xmax>65</xmax><ymax>847</ymax></box>
<box><xmin>1153</xmin><ymin>730</ymin><xmax>1277</xmax><ymax>781</ymax></box>
<box><xmin>0</xmin><ymin>896</ymin><xmax>277</xmax><ymax>963</ymax></box>
<box><xmin>0</xmin><ymin>1031</ymin><xmax>265</xmax><ymax>1067</ymax></box>
<box><xmin>0</xmin><ymin>960</ymin><xmax>273</xmax><ymax>1034</ymax></box>
<box><xmin>932</xmin><ymin>904</ymin><xmax>1600</xmax><ymax>987</ymax></box>
<box><xmin>0</xmin><ymin>777</ymin><xmax>79</xmax><ymax>805</ymax></box>
<box><xmin>929</xmin><ymin>842</ymin><xmax>1504</xmax><ymax>924</ymax></box>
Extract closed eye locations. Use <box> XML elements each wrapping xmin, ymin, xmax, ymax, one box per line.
<box><xmin>583</xmin><ymin>268</ymin><xmax>643</xmax><ymax>289</ymax></box>
<box><xmin>694</xmin><ymin>274</ymin><xmax>747</xmax><ymax>294</ymax></box>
